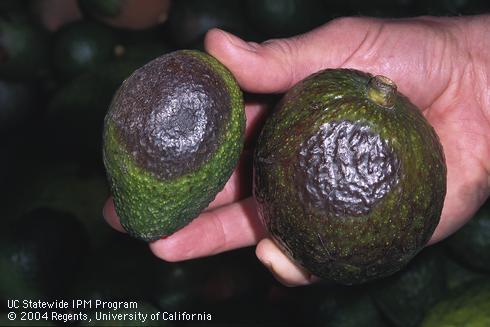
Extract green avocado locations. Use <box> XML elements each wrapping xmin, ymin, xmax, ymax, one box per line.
<box><xmin>0</xmin><ymin>14</ymin><xmax>50</xmax><ymax>81</ymax></box>
<box><xmin>420</xmin><ymin>278</ymin><xmax>490</xmax><ymax>327</ymax></box>
<box><xmin>52</xmin><ymin>21</ymin><xmax>120</xmax><ymax>80</ymax></box>
<box><xmin>0</xmin><ymin>208</ymin><xmax>89</xmax><ymax>300</ymax></box>
<box><xmin>370</xmin><ymin>247</ymin><xmax>447</xmax><ymax>327</ymax></box>
<box><xmin>168</xmin><ymin>0</ymin><xmax>249</xmax><ymax>47</ymax></box>
<box><xmin>246</xmin><ymin>0</ymin><xmax>327</xmax><ymax>38</ymax></box>
<box><xmin>253</xmin><ymin>68</ymin><xmax>446</xmax><ymax>285</ymax></box>
<box><xmin>446</xmin><ymin>199</ymin><xmax>490</xmax><ymax>272</ymax></box>
<box><xmin>0</xmin><ymin>79</ymin><xmax>38</xmax><ymax>131</ymax></box>
<box><xmin>103</xmin><ymin>50</ymin><xmax>245</xmax><ymax>241</ymax></box>
<box><xmin>78</xmin><ymin>0</ymin><xmax>124</xmax><ymax>18</ymax></box>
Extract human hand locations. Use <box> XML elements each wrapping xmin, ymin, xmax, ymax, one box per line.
<box><xmin>104</xmin><ymin>15</ymin><xmax>490</xmax><ymax>286</ymax></box>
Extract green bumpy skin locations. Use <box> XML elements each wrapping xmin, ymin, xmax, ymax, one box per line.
<box><xmin>420</xmin><ymin>279</ymin><xmax>490</xmax><ymax>327</ymax></box>
<box><xmin>254</xmin><ymin>69</ymin><xmax>446</xmax><ymax>285</ymax></box>
<box><xmin>103</xmin><ymin>50</ymin><xmax>245</xmax><ymax>241</ymax></box>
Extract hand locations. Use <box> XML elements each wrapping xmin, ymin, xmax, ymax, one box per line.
<box><xmin>104</xmin><ymin>15</ymin><xmax>490</xmax><ymax>286</ymax></box>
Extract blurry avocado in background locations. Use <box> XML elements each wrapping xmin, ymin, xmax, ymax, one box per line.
<box><xmin>246</xmin><ymin>0</ymin><xmax>328</xmax><ymax>38</ymax></box>
<box><xmin>0</xmin><ymin>208</ymin><xmax>90</xmax><ymax>300</ymax></box>
<box><xmin>30</xmin><ymin>0</ymin><xmax>83</xmax><ymax>32</ymax></box>
<box><xmin>0</xmin><ymin>79</ymin><xmax>39</xmax><ymax>131</ymax></box>
<box><xmin>442</xmin><ymin>249</ymin><xmax>488</xmax><ymax>290</ymax></box>
<box><xmin>0</xmin><ymin>314</ymin><xmax>55</xmax><ymax>326</ymax></box>
<box><xmin>52</xmin><ymin>21</ymin><xmax>121</xmax><ymax>80</ymax></box>
<box><xmin>78</xmin><ymin>0</ymin><xmax>125</xmax><ymax>17</ymax></box>
<box><xmin>78</xmin><ymin>0</ymin><xmax>172</xmax><ymax>30</ymax></box>
<box><xmin>71</xmin><ymin>232</ymin><xmax>161</xmax><ymax>301</ymax></box>
<box><xmin>46</xmin><ymin>60</ymin><xmax>141</xmax><ymax>167</ymax></box>
<box><xmin>0</xmin><ymin>13</ymin><xmax>50</xmax><ymax>81</ymax></box>
<box><xmin>168</xmin><ymin>0</ymin><xmax>249</xmax><ymax>47</ymax></box>
<box><xmin>9</xmin><ymin>161</ymin><xmax>111</xmax><ymax>246</ymax></box>
<box><xmin>326</xmin><ymin>293</ymin><xmax>386</xmax><ymax>327</ymax></box>
<box><xmin>447</xmin><ymin>200</ymin><xmax>490</xmax><ymax>272</ymax></box>
<box><xmin>370</xmin><ymin>247</ymin><xmax>447</xmax><ymax>327</ymax></box>
<box><xmin>345</xmin><ymin>0</ymin><xmax>419</xmax><ymax>17</ymax></box>
<box><xmin>295</xmin><ymin>283</ymin><xmax>386</xmax><ymax>327</ymax></box>
<box><xmin>415</xmin><ymin>0</ymin><xmax>490</xmax><ymax>15</ymax></box>
<box><xmin>81</xmin><ymin>302</ymin><xmax>173</xmax><ymax>326</ymax></box>
<box><xmin>420</xmin><ymin>278</ymin><xmax>490</xmax><ymax>327</ymax></box>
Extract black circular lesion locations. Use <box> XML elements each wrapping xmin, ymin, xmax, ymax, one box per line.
<box><xmin>295</xmin><ymin>120</ymin><xmax>400</xmax><ymax>217</ymax></box>
<box><xmin>108</xmin><ymin>51</ymin><xmax>230</xmax><ymax>180</ymax></box>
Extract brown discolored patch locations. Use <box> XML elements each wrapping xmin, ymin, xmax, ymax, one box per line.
<box><xmin>108</xmin><ymin>51</ymin><xmax>231</xmax><ymax>180</ymax></box>
<box><xmin>295</xmin><ymin>120</ymin><xmax>400</xmax><ymax>217</ymax></box>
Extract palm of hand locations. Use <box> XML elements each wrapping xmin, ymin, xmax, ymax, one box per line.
<box><xmin>104</xmin><ymin>16</ymin><xmax>490</xmax><ymax>285</ymax></box>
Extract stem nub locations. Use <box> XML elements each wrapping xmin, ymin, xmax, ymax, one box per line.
<box><xmin>367</xmin><ymin>75</ymin><xmax>397</xmax><ymax>108</ymax></box>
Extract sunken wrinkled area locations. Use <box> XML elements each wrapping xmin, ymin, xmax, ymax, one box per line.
<box><xmin>296</xmin><ymin>120</ymin><xmax>400</xmax><ymax>216</ymax></box>
<box><xmin>108</xmin><ymin>51</ymin><xmax>230</xmax><ymax>180</ymax></box>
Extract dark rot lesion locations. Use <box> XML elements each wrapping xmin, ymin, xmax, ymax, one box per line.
<box><xmin>108</xmin><ymin>51</ymin><xmax>230</xmax><ymax>180</ymax></box>
<box><xmin>295</xmin><ymin>120</ymin><xmax>400</xmax><ymax>217</ymax></box>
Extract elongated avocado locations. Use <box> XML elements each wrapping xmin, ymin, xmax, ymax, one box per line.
<box><xmin>103</xmin><ymin>50</ymin><xmax>245</xmax><ymax>241</ymax></box>
<box><xmin>253</xmin><ymin>68</ymin><xmax>446</xmax><ymax>284</ymax></box>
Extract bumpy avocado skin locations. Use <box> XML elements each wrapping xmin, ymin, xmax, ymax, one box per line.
<box><xmin>420</xmin><ymin>279</ymin><xmax>490</xmax><ymax>327</ymax></box>
<box><xmin>254</xmin><ymin>69</ymin><xmax>446</xmax><ymax>285</ymax></box>
<box><xmin>103</xmin><ymin>50</ymin><xmax>245</xmax><ymax>241</ymax></box>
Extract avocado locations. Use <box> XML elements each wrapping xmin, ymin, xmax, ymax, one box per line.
<box><xmin>78</xmin><ymin>0</ymin><xmax>124</xmax><ymax>17</ymax></box>
<box><xmin>370</xmin><ymin>247</ymin><xmax>447</xmax><ymax>327</ymax></box>
<box><xmin>52</xmin><ymin>21</ymin><xmax>120</xmax><ymax>80</ymax></box>
<box><xmin>0</xmin><ymin>314</ymin><xmax>55</xmax><ymax>327</ymax></box>
<box><xmin>442</xmin><ymin>248</ymin><xmax>488</xmax><ymax>290</ymax></box>
<box><xmin>0</xmin><ymin>79</ymin><xmax>38</xmax><ymax>131</ymax></box>
<box><xmin>168</xmin><ymin>0</ymin><xmax>249</xmax><ymax>47</ymax></box>
<box><xmin>446</xmin><ymin>200</ymin><xmax>490</xmax><ymax>272</ymax></box>
<box><xmin>246</xmin><ymin>0</ymin><xmax>327</xmax><ymax>38</ymax></box>
<box><xmin>46</xmin><ymin>60</ymin><xmax>140</xmax><ymax>168</ymax></box>
<box><xmin>0</xmin><ymin>208</ymin><xmax>90</xmax><ymax>300</ymax></box>
<box><xmin>420</xmin><ymin>278</ymin><xmax>490</xmax><ymax>327</ymax></box>
<box><xmin>253</xmin><ymin>69</ymin><xmax>446</xmax><ymax>284</ymax></box>
<box><xmin>103</xmin><ymin>50</ymin><xmax>245</xmax><ymax>241</ymax></box>
<box><xmin>0</xmin><ymin>14</ymin><xmax>50</xmax><ymax>81</ymax></box>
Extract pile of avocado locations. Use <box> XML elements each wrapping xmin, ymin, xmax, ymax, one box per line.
<box><xmin>1</xmin><ymin>0</ymin><xmax>490</xmax><ymax>326</ymax></box>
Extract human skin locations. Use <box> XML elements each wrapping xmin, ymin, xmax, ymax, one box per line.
<box><xmin>104</xmin><ymin>15</ymin><xmax>490</xmax><ymax>286</ymax></box>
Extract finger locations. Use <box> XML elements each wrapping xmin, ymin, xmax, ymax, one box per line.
<box><xmin>256</xmin><ymin>238</ymin><xmax>320</xmax><ymax>287</ymax></box>
<box><xmin>204</xmin><ymin>19</ymin><xmax>376</xmax><ymax>93</ymax></box>
<box><xmin>103</xmin><ymin>197</ymin><xmax>126</xmax><ymax>233</ymax></box>
<box><xmin>150</xmin><ymin>197</ymin><xmax>266</xmax><ymax>261</ymax></box>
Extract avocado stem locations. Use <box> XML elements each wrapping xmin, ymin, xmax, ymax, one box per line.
<box><xmin>367</xmin><ymin>75</ymin><xmax>397</xmax><ymax>108</ymax></box>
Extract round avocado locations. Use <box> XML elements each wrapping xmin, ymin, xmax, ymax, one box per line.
<box><xmin>0</xmin><ymin>14</ymin><xmax>50</xmax><ymax>81</ymax></box>
<box><xmin>0</xmin><ymin>208</ymin><xmax>90</xmax><ymax>300</ymax></box>
<box><xmin>446</xmin><ymin>200</ymin><xmax>490</xmax><ymax>272</ymax></box>
<box><xmin>370</xmin><ymin>247</ymin><xmax>447</xmax><ymax>327</ymax></box>
<box><xmin>52</xmin><ymin>21</ymin><xmax>120</xmax><ymax>80</ymax></box>
<box><xmin>0</xmin><ymin>79</ymin><xmax>38</xmax><ymax>131</ymax></box>
<box><xmin>420</xmin><ymin>278</ymin><xmax>490</xmax><ymax>327</ymax></box>
<box><xmin>103</xmin><ymin>50</ymin><xmax>245</xmax><ymax>241</ymax></box>
<box><xmin>78</xmin><ymin>0</ymin><xmax>124</xmax><ymax>17</ymax></box>
<box><xmin>253</xmin><ymin>68</ymin><xmax>446</xmax><ymax>285</ymax></box>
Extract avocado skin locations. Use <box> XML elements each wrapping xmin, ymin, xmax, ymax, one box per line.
<box><xmin>420</xmin><ymin>278</ymin><xmax>490</xmax><ymax>327</ymax></box>
<box><xmin>52</xmin><ymin>21</ymin><xmax>119</xmax><ymax>80</ymax></box>
<box><xmin>447</xmin><ymin>200</ymin><xmax>490</xmax><ymax>272</ymax></box>
<box><xmin>370</xmin><ymin>247</ymin><xmax>447</xmax><ymax>327</ymax></box>
<box><xmin>0</xmin><ymin>14</ymin><xmax>50</xmax><ymax>81</ymax></box>
<box><xmin>254</xmin><ymin>68</ymin><xmax>446</xmax><ymax>285</ymax></box>
<box><xmin>103</xmin><ymin>50</ymin><xmax>245</xmax><ymax>241</ymax></box>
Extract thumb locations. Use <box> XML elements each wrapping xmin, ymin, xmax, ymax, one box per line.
<box><xmin>204</xmin><ymin>18</ymin><xmax>379</xmax><ymax>93</ymax></box>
